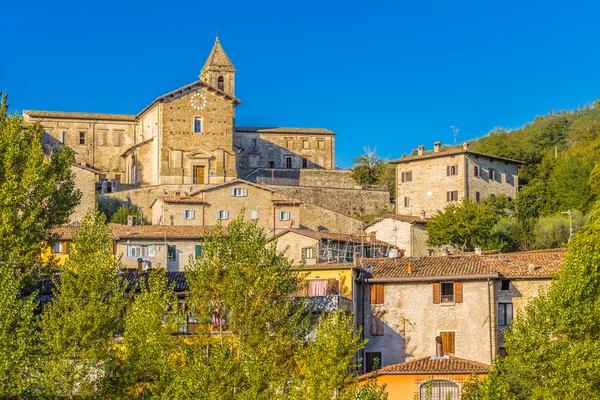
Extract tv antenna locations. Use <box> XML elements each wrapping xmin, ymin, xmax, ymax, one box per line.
<box><xmin>450</xmin><ymin>126</ymin><xmax>459</xmax><ymax>145</ymax></box>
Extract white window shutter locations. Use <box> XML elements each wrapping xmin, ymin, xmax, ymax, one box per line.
<box><xmin>242</xmin><ymin>188</ymin><xmax>248</xmax><ymax>196</ymax></box>
<box><xmin>191</xmin><ymin>210</ymin><xmax>195</xmax><ymax>219</ymax></box>
<box><xmin>230</xmin><ymin>188</ymin><xmax>235</xmax><ymax>196</ymax></box>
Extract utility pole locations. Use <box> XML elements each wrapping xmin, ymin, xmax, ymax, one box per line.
<box><xmin>561</xmin><ymin>209</ymin><xmax>573</xmax><ymax>242</ymax></box>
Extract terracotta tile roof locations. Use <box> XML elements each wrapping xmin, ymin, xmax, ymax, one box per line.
<box><xmin>272</xmin><ymin>228</ymin><xmax>391</xmax><ymax>247</ymax></box>
<box><xmin>189</xmin><ymin>178</ymin><xmax>275</xmax><ymax>196</ymax></box>
<box><xmin>321</xmin><ymin>249</ymin><xmax>565</xmax><ymax>280</ymax></box>
<box><xmin>364</xmin><ymin>356</ymin><xmax>491</xmax><ymax>377</ymax></box>
<box><xmin>161</xmin><ymin>197</ymin><xmax>206</xmax><ymax>205</ymax></box>
<box><xmin>235</xmin><ymin>126</ymin><xmax>334</xmax><ymax>135</ymax></box>
<box><xmin>72</xmin><ymin>163</ymin><xmax>103</xmax><ymax>174</ymax></box>
<box><xmin>24</xmin><ymin>110</ymin><xmax>136</xmax><ymax>121</ymax></box>
<box><xmin>389</xmin><ymin>146</ymin><xmax>524</xmax><ymax>165</ymax></box>
<box><xmin>51</xmin><ymin>223</ymin><xmax>119</xmax><ymax>240</ymax></box>
<box><xmin>109</xmin><ymin>224</ymin><xmax>220</xmax><ymax>239</ymax></box>
<box><xmin>364</xmin><ymin>214</ymin><xmax>430</xmax><ymax>228</ymax></box>
<box><xmin>272</xmin><ymin>199</ymin><xmax>303</xmax><ymax>206</ymax></box>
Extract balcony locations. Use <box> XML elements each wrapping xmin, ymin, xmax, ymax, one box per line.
<box><xmin>302</xmin><ymin>295</ymin><xmax>353</xmax><ymax>313</ymax></box>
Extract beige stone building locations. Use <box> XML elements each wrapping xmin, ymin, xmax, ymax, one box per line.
<box><xmin>23</xmin><ymin>38</ymin><xmax>336</xmax><ymax>188</ymax></box>
<box><xmin>70</xmin><ymin>163</ymin><xmax>101</xmax><ymax>222</ymax></box>
<box><xmin>390</xmin><ymin>142</ymin><xmax>523</xmax><ymax>216</ymax></box>
<box><xmin>364</xmin><ymin>214</ymin><xmax>431</xmax><ymax>257</ymax></box>
<box><xmin>359</xmin><ymin>249</ymin><xmax>564</xmax><ymax>371</ymax></box>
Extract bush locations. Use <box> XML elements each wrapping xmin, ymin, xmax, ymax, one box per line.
<box><xmin>533</xmin><ymin>211</ymin><xmax>584</xmax><ymax>249</ymax></box>
<box><xmin>110</xmin><ymin>205</ymin><xmax>148</xmax><ymax>225</ymax></box>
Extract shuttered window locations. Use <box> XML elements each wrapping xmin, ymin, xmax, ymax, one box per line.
<box><xmin>489</xmin><ymin>168</ymin><xmax>497</xmax><ymax>181</ymax></box>
<box><xmin>403</xmin><ymin>196</ymin><xmax>411</xmax><ymax>207</ymax></box>
<box><xmin>167</xmin><ymin>245</ymin><xmax>177</xmax><ymax>261</ymax></box>
<box><xmin>301</xmin><ymin>247</ymin><xmax>314</xmax><ymax>259</ymax></box>
<box><xmin>440</xmin><ymin>331</ymin><xmax>455</xmax><ymax>355</ymax></box>
<box><xmin>433</xmin><ymin>282</ymin><xmax>463</xmax><ymax>304</ymax></box>
<box><xmin>454</xmin><ymin>282</ymin><xmax>463</xmax><ymax>303</ymax></box>
<box><xmin>370</xmin><ymin>284</ymin><xmax>384</xmax><ymax>305</ymax></box>
<box><xmin>194</xmin><ymin>245</ymin><xmax>202</xmax><ymax>258</ymax></box>
<box><xmin>230</xmin><ymin>188</ymin><xmax>248</xmax><ymax>197</ymax></box>
<box><xmin>217</xmin><ymin>210</ymin><xmax>229</xmax><ymax>220</ymax></box>
<box><xmin>446</xmin><ymin>165</ymin><xmax>458</xmax><ymax>176</ymax></box>
<box><xmin>446</xmin><ymin>190</ymin><xmax>459</xmax><ymax>202</ymax></box>
<box><xmin>401</xmin><ymin>171</ymin><xmax>412</xmax><ymax>182</ymax></box>
<box><xmin>365</xmin><ymin>352</ymin><xmax>382</xmax><ymax>373</ymax></box>
<box><xmin>498</xmin><ymin>303</ymin><xmax>513</xmax><ymax>326</ymax></box>
<box><xmin>474</xmin><ymin>165</ymin><xmax>480</xmax><ymax>177</ymax></box>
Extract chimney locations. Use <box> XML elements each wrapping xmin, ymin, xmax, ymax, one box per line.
<box><xmin>441</xmin><ymin>247</ymin><xmax>449</xmax><ymax>256</ymax></box>
<box><xmin>407</xmin><ymin>260</ymin><xmax>413</xmax><ymax>274</ymax></box>
<box><xmin>528</xmin><ymin>262</ymin><xmax>536</xmax><ymax>273</ymax></box>
<box><xmin>174</xmin><ymin>190</ymin><xmax>181</xmax><ymax>200</ymax></box>
<box><xmin>127</xmin><ymin>215</ymin><xmax>134</xmax><ymax>226</ymax></box>
<box><xmin>420</xmin><ymin>211</ymin><xmax>426</xmax><ymax>220</ymax></box>
<box><xmin>417</xmin><ymin>145</ymin><xmax>425</xmax><ymax>156</ymax></box>
<box><xmin>433</xmin><ymin>141</ymin><xmax>441</xmax><ymax>153</ymax></box>
<box><xmin>475</xmin><ymin>246</ymin><xmax>482</xmax><ymax>255</ymax></box>
<box><xmin>463</xmin><ymin>142</ymin><xmax>470</xmax><ymax>151</ymax></box>
<box><xmin>435</xmin><ymin>336</ymin><xmax>443</xmax><ymax>357</ymax></box>
<box><xmin>137</xmin><ymin>260</ymin><xmax>142</xmax><ymax>274</ymax></box>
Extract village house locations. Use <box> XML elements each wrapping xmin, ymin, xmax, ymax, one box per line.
<box><xmin>390</xmin><ymin>142</ymin><xmax>523</xmax><ymax>216</ymax></box>
<box><xmin>359</xmin><ymin>249</ymin><xmax>564</xmax><ymax>371</ymax></box>
<box><xmin>363</xmin><ymin>214</ymin><xmax>432</xmax><ymax>257</ymax></box>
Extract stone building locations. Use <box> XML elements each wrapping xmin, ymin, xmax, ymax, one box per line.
<box><xmin>363</xmin><ymin>214</ymin><xmax>431</xmax><ymax>257</ymax></box>
<box><xmin>23</xmin><ymin>38</ymin><xmax>336</xmax><ymax>188</ymax></box>
<box><xmin>70</xmin><ymin>163</ymin><xmax>102</xmax><ymax>222</ymax></box>
<box><xmin>390</xmin><ymin>142</ymin><xmax>523</xmax><ymax>216</ymax></box>
<box><xmin>359</xmin><ymin>249</ymin><xmax>564</xmax><ymax>370</ymax></box>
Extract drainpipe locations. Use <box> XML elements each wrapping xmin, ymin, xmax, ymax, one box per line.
<box><xmin>487</xmin><ymin>277</ymin><xmax>494</xmax><ymax>364</ymax></box>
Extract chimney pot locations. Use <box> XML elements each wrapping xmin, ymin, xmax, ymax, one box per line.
<box><xmin>433</xmin><ymin>141</ymin><xmax>441</xmax><ymax>153</ymax></box>
<box><xmin>435</xmin><ymin>336</ymin><xmax>443</xmax><ymax>357</ymax></box>
<box><xmin>463</xmin><ymin>142</ymin><xmax>470</xmax><ymax>151</ymax></box>
<box><xmin>407</xmin><ymin>261</ymin><xmax>413</xmax><ymax>274</ymax></box>
<box><xmin>417</xmin><ymin>145</ymin><xmax>425</xmax><ymax>156</ymax></box>
<box><xmin>174</xmin><ymin>190</ymin><xmax>181</xmax><ymax>200</ymax></box>
<box><xmin>475</xmin><ymin>246</ymin><xmax>482</xmax><ymax>255</ymax></box>
<box><xmin>127</xmin><ymin>215</ymin><xmax>134</xmax><ymax>227</ymax></box>
<box><xmin>528</xmin><ymin>262</ymin><xmax>536</xmax><ymax>273</ymax></box>
<box><xmin>420</xmin><ymin>211</ymin><xmax>426</xmax><ymax>220</ymax></box>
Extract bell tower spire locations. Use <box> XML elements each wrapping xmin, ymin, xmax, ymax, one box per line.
<box><xmin>200</xmin><ymin>37</ymin><xmax>236</xmax><ymax>97</ymax></box>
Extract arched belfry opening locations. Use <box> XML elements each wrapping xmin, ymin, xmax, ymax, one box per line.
<box><xmin>217</xmin><ymin>76</ymin><xmax>224</xmax><ymax>91</ymax></box>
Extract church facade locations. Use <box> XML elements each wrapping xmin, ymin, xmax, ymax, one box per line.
<box><xmin>24</xmin><ymin>38</ymin><xmax>335</xmax><ymax>188</ymax></box>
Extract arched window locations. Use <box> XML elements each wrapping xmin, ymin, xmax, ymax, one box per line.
<box><xmin>217</xmin><ymin>76</ymin><xmax>224</xmax><ymax>91</ymax></box>
<box><xmin>419</xmin><ymin>380</ymin><xmax>459</xmax><ymax>400</ymax></box>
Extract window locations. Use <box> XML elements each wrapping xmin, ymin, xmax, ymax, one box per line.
<box><xmin>446</xmin><ymin>190</ymin><xmax>459</xmax><ymax>202</ymax></box>
<box><xmin>251</xmin><ymin>210</ymin><xmax>258</xmax><ymax>220</ymax></box>
<box><xmin>114</xmin><ymin>131</ymin><xmax>122</xmax><ymax>146</ymax></box>
<box><xmin>285</xmin><ymin>138</ymin><xmax>293</xmax><ymax>149</ymax></box>
<box><xmin>193</xmin><ymin>117</ymin><xmax>202</xmax><ymax>133</ymax></box>
<box><xmin>194</xmin><ymin>245</ymin><xmax>202</xmax><ymax>258</ymax></box>
<box><xmin>403</xmin><ymin>196</ymin><xmax>411</xmax><ymax>207</ymax></box>
<box><xmin>52</xmin><ymin>242</ymin><xmax>64</xmax><ymax>254</ymax></box>
<box><xmin>489</xmin><ymin>168</ymin><xmax>497</xmax><ymax>181</ymax></box>
<box><xmin>370</xmin><ymin>284</ymin><xmax>384</xmax><ymax>305</ymax></box>
<box><xmin>474</xmin><ymin>165</ymin><xmax>480</xmax><ymax>178</ymax></box>
<box><xmin>285</xmin><ymin>156</ymin><xmax>293</xmax><ymax>169</ymax></box>
<box><xmin>167</xmin><ymin>245</ymin><xmax>177</xmax><ymax>261</ymax></box>
<box><xmin>217</xmin><ymin>210</ymin><xmax>229</xmax><ymax>220</ymax></box>
<box><xmin>60</xmin><ymin>130</ymin><xmax>67</xmax><ymax>144</ymax></box>
<box><xmin>79</xmin><ymin>132</ymin><xmax>86</xmax><ymax>145</ymax></box>
<box><xmin>302</xmin><ymin>157</ymin><xmax>308</xmax><ymax>168</ymax></box>
<box><xmin>251</xmin><ymin>138</ymin><xmax>257</xmax><ymax>149</ymax></box>
<box><xmin>498</xmin><ymin>303</ymin><xmax>513</xmax><ymax>326</ymax></box>
<box><xmin>301</xmin><ymin>247</ymin><xmax>314</xmax><ymax>259</ymax></box>
<box><xmin>419</xmin><ymin>380</ymin><xmax>459</xmax><ymax>400</ymax></box>
<box><xmin>126</xmin><ymin>245</ymin><xmax>155</xmax><ymax>258</ymax></box>
<box><xmin>278</xmin><ymin>211</ymin><xmax>290</xmax><ymax>221</ymax></box>
<box><xmin>183</xmin><ymin>210</ymin><xmax>195</xmax><ymax>219</ymax></box>
<box><xmin>475</xmin><ymin>192</ymin><xmax>481</xmax><ymax>203</ymax></box>
<box><xmin>440</xmin><ymin>331</ymin><xmax>456</xmax><ymax>355</ymax></box>
<box><xmin>364</xmin><ymin>352</ymin><xmax>382</xmax><ymax>373</ymax></box>
<box><xmin>433</xmin><ymin>282</ymin><xmax>463</xmax><ymax>304</ymax></box>
<box><xmin>441</xmin><ymin>282</ymin><xmax>454</xmax><ymax>303</ymax></box>
<box><xmin>401</xmin><ymin>171</ymin><xmax>412</xmax><ymax>182</ymax></box>
<box><xmin>230</xmin><ymin>188</ymin><xmax>248</xmax><ymax>197</ymax></box>
<box><xmin>217</xmin><ymin>75</ymin><xmax>224</xmax><ymax>91</ymax></box>
<box><xmin>98</xmin><ymin>131</ymin><xmax>107</xmax><ymax>146</ymax></box>
<box><xmin>501</xmin><ymin>279</ymin><xmax>510</xmax><ymax>291</ymax></box>
<box><xmin>446</xmin><ymin>165</ymin><xmax>458</xmax><ymax>176</ymax></box>
<box><xmin>267</xmin><ymin>161</ymin><xmax>275</xmax><ymax>168</ymax></box>
<box><xmin>317</xmin><ymin>139</ymin><xmax>324</xmax><ymax>149</ymax></box>
<box><xmin>302</xmin><ymin>139</ymin><xmax>310</xmax><ymax>149</ymax></box>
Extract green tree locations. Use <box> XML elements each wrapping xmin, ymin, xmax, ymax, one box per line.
<box><xmin>463</xmin><ymin>216</ymin><xmax>600</xmax><ymax>399</ymax></box>
<box><xmin>0</xmin><ymin>112</ymin><xmax>80</xmax><ymax>277</ymax></box>
<box><xmin>533</xmin><ymin>211</ymin><xmax>585</xmax><ymax>249</ymax></box>
<box><xmin>36</xmin><ymin>211</ymin><xmax>127</xmax><ymax>397</ymax></box>
<box><xmin>110</xmin><ymin>205</ymin><xmax>148</xmax><ymax>225</ymax></box>
<box><xmin>0</xmin><ymin>91</ymin><xmax>8</xmax><ymax>121</ymax></box>
<box><xmin>426</xmin><ymin>198</ymin><xmax>500</xmax><ymax>252</ymax></box>
<box><xmin>351</xmin><ymin>147</ymin><xmax>396</xmax><ymax>202</ymax></box>
<box><xmin>0</xmin><ymin>268</ymin><xmax>38</xmax><ymax>397</ymax></box>
<box><xmin>97</xmin><ymin>194</ymin><xmax>126</xmax><ymax>221</ymax></box>
<box><xmin>119</xmin><ymin>269</ymin><xmax>182</xmax><ymax>398</ymax></box>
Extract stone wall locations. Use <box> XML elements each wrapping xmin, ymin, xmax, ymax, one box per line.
<box><xmin>298</xmin><ymin>202</ymin><xmax>364</xmax><ymax>235</ymax></box>
<box><xmin>467</xmin><ymin>155</ymin><xmax>519</xmax><ymax>202</ymax></box>
<box><xmin>270</xmin><ymin>185</ymin><xmax>391</xmax><ymax>217</ymax></box>
<box><xmin>364</xmin><ymin>219</ymin><xmax>431</xmax><ymax>257</ymax></box>
<box><xmin>70</xmin><ymin>165</ymin><xmax>98</xmax><ymax>223</ymax></box>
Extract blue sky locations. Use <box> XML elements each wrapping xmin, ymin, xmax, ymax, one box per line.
<box><xmin>2</xmin><ymin>0</ymin><xmax>600</xmax><ymax>168</ymax></box>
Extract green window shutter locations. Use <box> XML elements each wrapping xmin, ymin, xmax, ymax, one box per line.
<box><xmin>195</xmin><ymin>245</ymin><xmax>202</xmax><ymax>257</ymax></box>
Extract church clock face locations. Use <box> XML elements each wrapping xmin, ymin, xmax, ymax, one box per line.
<box><xmin>190</xmin><ymin>93</ymin><xmax>207</xmax><ymax>110</ymax></box>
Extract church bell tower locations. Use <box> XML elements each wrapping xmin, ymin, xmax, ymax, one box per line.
<box><xmin>200</xmin><ymin>37</ymin><xmax>236</xmax><ymax>97</ymax></box>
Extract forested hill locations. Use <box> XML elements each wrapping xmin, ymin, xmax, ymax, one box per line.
<box><xmin>469</xmin><ymin>99</ymin><xmax>600</xmax><ymax>217</ymax></box>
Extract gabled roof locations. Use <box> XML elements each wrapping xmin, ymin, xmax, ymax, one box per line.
<box><xmin>389</xmin><ymin>146</ymin><xmax>524</xmax><ymax>165</ymax></box>
<box><xmin>202</xmin><ymin>37</ymin><xmax>235</xmax><ymax>71</ymax></box>
<box><xmin>359</xmin><ymin>356</ymin><xmax>491</xmax><ymax>380</ymax></box>
<box><xmin>23</xmin><ymin>110</ymin><xmax>136</xmax><ymax>122</ymax></box>
<box><xmin>189</xmin><ymin>178</ymin><xmax>275</xmax><ymax>197</ymax></box>
<box><xmin>364</xmin><ymin>214</ymin><xmax>430</xmax><ymax>228</ymax></box>
<box><xmin>271</xmin><ymin>228</ymin><xmax>391</xmax><ymax>247</ymax></box>
<box><xmin>235</xmin><ymin>126</ymin><xmax>334</xmax><ymax>135</ymax></box>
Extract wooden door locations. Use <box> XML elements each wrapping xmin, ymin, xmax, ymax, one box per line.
<box><xmin>194</xmin><ymin>166</ymin><xmax>205</xmax><ymax>184</ymax></box>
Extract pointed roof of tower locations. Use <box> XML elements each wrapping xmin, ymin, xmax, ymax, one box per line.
<box><xmin>202</xmin><ymin>37</ymin><xmax>235</xmax><ymax>71</ymax></box>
